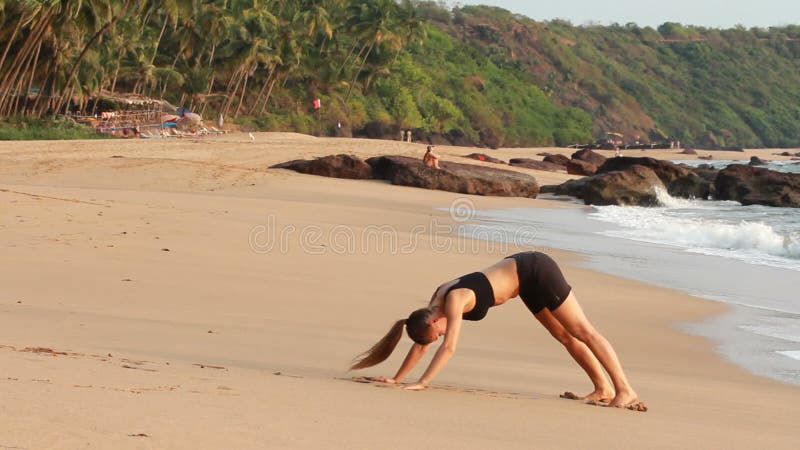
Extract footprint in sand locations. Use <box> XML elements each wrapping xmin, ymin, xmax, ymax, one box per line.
<box><xmin>585</xmin><ymin>398</ymin><xmax>648</xmax><ymax>412</ymax></box>
<box><xmin>346</xmin><ymin>377</ymin><xmax>531</xmax><ymax>399</ymax></box>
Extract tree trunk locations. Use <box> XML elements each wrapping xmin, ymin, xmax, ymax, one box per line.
<box><xmin>150</xmin><ymin>16</ymin><xmax>169</xmax><ymax>66</ymax></box>
<box><xmin>199</xmin><ymin>74</ymin><xmax>215</xmax><ymax>117</ymax></box>
<box><xmin>110</xmin><ymin>52</ymin><xmax>124</xmax><ymax>93</ymax></box>
<box><xmin>234</xmin><ymin>70</ymin><xmax>250</xmax><ymax>118</ymax></box>
<box><xmin>259</xmin><ymin>75</ymin><xmax>279</xmax><ymax>115</ymax></box>
<box><xmin>0</xmin><ymin>14</ymin><xmax>25</xmax><ymax>82</ymax></box>
<box><xmin>345</xmin><ymin>39</ymin><xmax>376</xmax><ymax>102</ymax></box>
<box><xmin>253</xmin><ymin>64</ymin><xmax>276</xmax><ymax>115</ymax></box>
<box><xmin>21</xmin><ymin>40</ymin><xmax>44</xmax><ymax>116</ymax></box>
<box><xmin>0</xmin><ymin>10</ymin><xmax>54</xmax><ymax>115</ymax></box>
<box><xmin>55</xmin><ymin>0</ymin><xmax>134</xmax><ymax>114</ymax></box>
<box><xmin>221</xmin><ymin>66</ymin><xmax>245</xmax><ymax>119</ymax></box>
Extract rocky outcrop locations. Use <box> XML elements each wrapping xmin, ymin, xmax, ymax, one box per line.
<box><xmin>597</xmin><ymin>156</ymin><xmax>711</xmax><ymax>199</ymax></box>
<box><xmin>749</xmin><ymin>156</ymin><xmax>768</xmax><ymax>166</ymax></box>
<box><xmin>715</xmin><ymin>165</ymin><xmax>800</xmax><ymax>207</ymax></box>
<box><xmin>566</xmin><ymin>159</ymin><xmax>597</xmax><ymax>175</ymax></box>
<box><xmin>543</xmin><ymin>154</ymin><xmax>570</xmax><ymax>166</ymax></box>
<box><xmin>274</xmin><ymin>154</ymin><xmax>539</xmax><ymax>197</ymax></box>
<box><xmin>509</xmin><ymin>158</ymin><xmax>564</xmax><ymax>172</ymax></box>
<box><xmin>571</xmin><ymin>149</ymin><xmax>607</xmax><ymax>166</ymax></box>
<box><xmin>270</xmin><ymin>154</ymin><xmax>373</xmax><ymax>179</ymax></box>
<box><xmin>464</xmin><ymin>153</ymin><xmax>506</xmax><ymax>164</ymax></box>
<box><xmin>543</xmin><ymin>165</ymin><xmax>665</xmax><ymax>206</ymax></box>
<box><xmin>367</xmin><ymin>155</ymin><xmax>539</xmax><ymax>197</ymax></box>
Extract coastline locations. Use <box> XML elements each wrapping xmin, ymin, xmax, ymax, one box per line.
<box><xmin>1</xmin><ymin>134</ymin><xmax>798</xmax><ymax>448</ymax></box>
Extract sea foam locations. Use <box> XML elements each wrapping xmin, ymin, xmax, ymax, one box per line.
<box><xmin>776</xmin><ymin>350</ymin><xmax>800</xmax><ymax>361</ymax></box>
<box><xmin>589</xmin><ymin>188</ymin><xmax>800</xmax><ymax>270</ymax></box>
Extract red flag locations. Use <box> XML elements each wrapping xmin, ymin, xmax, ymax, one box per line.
<box><xmin>313</xmin><ymin>98</ymin><xmax>321</xmax><ymax>110</ymax></box>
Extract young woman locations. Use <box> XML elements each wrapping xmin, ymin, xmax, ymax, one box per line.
<box><xmin>423</xmin><ymin>145</ymin><xmax>441</xmax><ymax>169</ymax></box>
<box><xmin>350</xmin><ymin>251</ymin><xmax>642</xmax><ymax>409</ymax></box>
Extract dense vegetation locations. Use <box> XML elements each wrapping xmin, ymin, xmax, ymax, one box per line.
<box><xmin>1</xmin><ymin>1</ymin><xmax>799</xmax><ymax>147</ymax></box>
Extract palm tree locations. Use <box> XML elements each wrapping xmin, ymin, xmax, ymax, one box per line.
<box><xmin>54</xmin><ymin>0</ymin><xmax>136</xmax><ymax>114</ymax></box>
<box><xmin>343</xmin><ymin>0</ymin><xmax>400</xmax><ymax>101</ymax></box>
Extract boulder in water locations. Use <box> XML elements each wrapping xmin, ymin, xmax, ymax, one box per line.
<box><xmin>715</xmin><ymin>165</ymin><xmax>800</xmax><ymax>208</ymax></box>
<box><xmin>543</xmin><ymin>165</ymin><xmax>665</xmax><ymax>206</ymax></box>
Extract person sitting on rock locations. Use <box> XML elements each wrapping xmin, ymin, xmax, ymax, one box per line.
<box><xmin>423</xmin><ymin>145</ymin><xmax>441</xmax><ymax>169</ymax></box>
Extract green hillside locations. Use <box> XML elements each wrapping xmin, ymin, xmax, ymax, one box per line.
<box><xmin>1</xmin><ymin>1</ymin><xmax>799</xmax><ymax>148</ymax></box>
<box><xmin>443</xmin><ymin>5</ymin><xmax>800</xmax><ymax>148</ymax></box>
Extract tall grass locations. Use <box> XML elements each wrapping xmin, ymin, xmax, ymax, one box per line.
<box><xmin>0</xmin><ymin>117</ymin><xmax>104</xmax><ymax>140</ymax></box>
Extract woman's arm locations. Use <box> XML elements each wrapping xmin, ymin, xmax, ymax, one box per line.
<box><xmin>405</xmin><ymin>294</ymin><xmax>465</xmax><ymax>390</ymax></box>
<box><xmin>388</xmin><ymin>343</ymin><xmax>429</xmax><ymax>382</ymax></box>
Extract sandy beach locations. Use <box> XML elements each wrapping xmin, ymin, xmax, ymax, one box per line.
<box><xmin>1</xmin><ymin>133</ymin><xmax>798</xmax><ymax>449</ymax></box>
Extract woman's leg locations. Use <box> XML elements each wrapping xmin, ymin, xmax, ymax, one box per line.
<box><xmin>534</xmin><ymin>308</ymin><xmax>614</xmax><ymax>402</ymax></box>
<box><xmin>550</xmin><ymin>291</ymin><xmax>639</xmax><ymax>407</ymax></box>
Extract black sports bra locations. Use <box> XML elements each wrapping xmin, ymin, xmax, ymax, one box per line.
<box><xmin>444</xmin><ymin>272</ymin><xmax>496</xmax><ymax>321</ymax></box>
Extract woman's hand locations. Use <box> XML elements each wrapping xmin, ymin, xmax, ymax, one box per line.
<box><xmin>403</xmin><ymin>383</ymin><xmax>427</xmax><ymax>391</ymax></box>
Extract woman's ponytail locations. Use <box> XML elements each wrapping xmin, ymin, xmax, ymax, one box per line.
<box><xmin>349</xmin><ymin>319</ymin><xmax>406</xmax><ymax>370</ymax></box>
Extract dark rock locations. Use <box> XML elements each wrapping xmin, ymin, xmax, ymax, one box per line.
<box><xmin>367</xmin><ymin>155</ymin><xmax>538</xmax><ymax>198</ymax></box>
<box><xmin>571</xmin><ymin>149</ymin><xmax>607</xmax><ymax>166</ymax></box>
<box><xmin>597</xmin><ymin>156</ymin><xmax>711</xmax><ymax>199</ymax></box>
<box><xmin>332</xmin><ymin>124</ymin><xmax>352</xmax><ymax>138</ymax></box>
<box><xmin>715</xmin><ymin>165</ymin><xmax>800</xmax><ymax>207</ymax></box>
<box><xmin>540</xmin><ymin>178</ymin><xmax>587</xmax><ymax>197</ymax></box>
<box><xmin>749</xmin><ymin>156</ymin><xmax>768</xmax><ymax>166</ymax></box>
<box><xmin>680</xmin><ymin>148</ymin><xmax>697</xmax><ymax>155</ymax></box>
<box><xmin>444</xmin><ymin>129</ymin><xmax>473</xmax><ymax>147</ymax></box>
<box><xmin>546</xmin><ymin>165</ymin><xmax>666</xmax><ymax>206</ymax></box>
<box><xmin>509</xmin><ymin>158</ymin><xmax>565</xmax><ymax>172</ymax></box>
<box><xmin>686</xmin><ymin>164</ymin><xmax>719</xmax><ymax>194</ymax></box>
<box><xmin>358</xmin><ymin>121</ymin><xmax>399</xmax><ymax>140</ymax></box>
<box><xmin>271</xmin><ymin>154</ymin><xmax>373</xmax><ymax>179</ymax></box>
<box><xmin>464</xmin><ymin>153</ymin><xmax>506</xmax><ymax>164</ymax></box>
<box><xmin>780</xmin><ymin>152</ymin><xmax>791</xmax><ymax>156</ymax></box>
<box><xmin>478</xmin><ymin>128</ymin><xmax>502</xmax><ymax>149</ymax></box>
<box><xmin>669</xmin><ymin>173</ymin><xmax>712</xmax><ymax>199</ymax></box>
<box><xmin>543</xmin><ymin>154</ymin><xmax>570</xmax><ymax>166</ymax></box>
<box><xmin>566</xmin><ymin>159</ymin><xmax>597</xmax><ymax>175</ymax></box>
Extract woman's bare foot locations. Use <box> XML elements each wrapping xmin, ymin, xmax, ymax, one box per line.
<box><xmin>608</xmin><ymin>388</ymin><xmax>639</xmax><ymax>408</ymax></box>
<box><xmin>560</xmin><ymin>388</ymin><xmax>613</xmax><ymax>403</ymax></box>
<box><xmin>583</xmin><ymin>388</ymin><xmax>614</xmax><ymax>403</ymax></box>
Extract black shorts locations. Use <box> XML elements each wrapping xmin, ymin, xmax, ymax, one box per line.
<box><xmin>505</xmin><ymin>252</ymin><xmax>572</xmax><ymax>314</ymax></box>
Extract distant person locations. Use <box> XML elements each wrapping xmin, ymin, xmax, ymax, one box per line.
<box><xmin>423</xmin><ymin>145</ymin><xmax>441</xmax><ymax>169</ymax></box>
<box><xmin>406</xmin><ymin>130</ymin><xmax>412</xmax><ymax>143</ymax></box>
<box><xmin>350</xmin><ymin>251</ymin><xmax>644</xmax><ymax>411</ymax></box>
<box><xmin>614</xmin><ymin>146</ymin><xmax>622</xmax><ymax>157</ymax></box>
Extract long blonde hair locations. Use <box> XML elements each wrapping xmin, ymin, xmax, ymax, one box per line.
<box><xmin>350</xmin><ymin>308</ymin><xmax>433</xmax><ymax>370</ymax></box>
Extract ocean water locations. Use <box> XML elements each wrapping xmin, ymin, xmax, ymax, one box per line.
<box><xmin>453</xmin><ymin>162</ymin><xmax>800</xmax><ymax>385</ymax></box>
<box><xmin>675</xmin><ymin>159</ymin><xmax>800</xmax><ymax>174</ymax></box>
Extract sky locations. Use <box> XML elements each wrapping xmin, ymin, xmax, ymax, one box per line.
<box><xmin>455</xmin><ymin>0</ymin><xmax>800</xmax><ymax>29</ymax></box>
